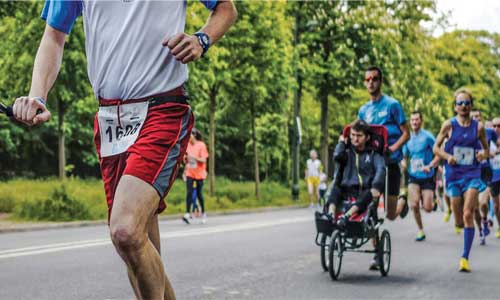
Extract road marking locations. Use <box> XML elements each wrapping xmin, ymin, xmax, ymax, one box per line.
<box><xmin>0</xmin><ymin>216</ymin><xmax>311</xmax><ymax>260</ymax></box>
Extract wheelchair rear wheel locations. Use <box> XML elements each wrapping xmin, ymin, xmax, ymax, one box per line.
<box><xmin>328</xmin><ymin>230</ymin><xmax>343</xmax><ymax>280</ymax></box>
<box><xmin>320</xmin><ymin>234</ymin><xmax>330</xmax><ymax>271</ymax></box>
<box><xmin>378</xmin><ymin>229</ymin><xmax>391</xmax><ymax>276</ymax></box>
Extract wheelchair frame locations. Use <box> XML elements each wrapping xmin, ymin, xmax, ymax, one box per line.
<box><xmin>314</xmin><ymin>124</ymin><xmax>392</xmax><ymax>280</ymax></box>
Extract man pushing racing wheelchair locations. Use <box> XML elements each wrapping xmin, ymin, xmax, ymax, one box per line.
<box><xmin>315</xmin><ymin>119</ymin><xmax>391</xmax><ymax>280</ymax></box>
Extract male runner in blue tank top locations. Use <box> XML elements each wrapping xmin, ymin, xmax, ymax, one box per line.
<box><xmin>434</xmin><ymin>89</ymin><xmax>489</xmax><ymax>272</ymax></box>
<box><xmin>401</xmin><ymin>111</ymin><xmax>440</xmax><ymax>241</ymax></box>
<box><xmin>358</xmin><ymin>66</ymin><xmax>410</xmax><ymax>270</ymax></box>
<box><xmin>471</xmin><ymin>109</ymin><xmax>499</xmax><ymax>245</ymax></box>
<box><xmin>491</xmin><ymin>117</ymin><xmax>500</xmax><ymax>238</ymax></box>
<box><xmin>12</xmin><ymin>1</ymin><xmax>237</xmax><ymax>299</ymax></box>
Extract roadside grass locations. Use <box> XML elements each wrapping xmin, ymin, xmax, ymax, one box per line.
<box><xmin>0</xmin><ymin>177</ymin><xmax>310</xmax><ymax>222</ymax></box>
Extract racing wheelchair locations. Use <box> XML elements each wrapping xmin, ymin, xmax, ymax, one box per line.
<box><xmin>314</xmin><ymin>124</ymin><xmax>391</xmax><ymax>280</ymax></box>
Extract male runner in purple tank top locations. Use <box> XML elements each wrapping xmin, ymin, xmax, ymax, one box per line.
<box><xmin>434</xmin><ymin>89</ymin><xmax>489</xmax><ymax>272</ymax></box>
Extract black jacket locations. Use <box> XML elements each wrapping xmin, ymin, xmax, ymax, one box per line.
<box><xmin>333</xmin><ymin>141</ymin><xmax>385</xmax><ymax>192</ymax></box>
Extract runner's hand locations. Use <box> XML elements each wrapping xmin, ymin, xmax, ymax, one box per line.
<box><xmin>476</xmin><ymin>150</ymin><xmax>488</xmax><ymax>162</ymax></box>
<box><xmin>422</xmin><ymin>165</ymin><xmax>431</xmax><ymax>173</ymax></box>
<box><xmin>163</xmin><ymin>33</ymin><xmax>203</xmax><ymax>64</ymax></box>
<box><xmin>12</xmin><ymin>96</ymin><xmax>51</xmax><ymax>126</ymax></box>
<box><xmin>447</xmin><ymin>155</ymin><xmax>457</xmax><ymax>165</ymax></box>
<box><xmin>370</xmin><ymin>188</ymin><xmax>381</xmax><ymax>198</ymax></box>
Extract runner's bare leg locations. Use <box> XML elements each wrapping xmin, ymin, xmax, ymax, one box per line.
<box><xmin>110</xmin><ymin>175</ymin><xmax>169</xmax><ymax>300</ymax></box>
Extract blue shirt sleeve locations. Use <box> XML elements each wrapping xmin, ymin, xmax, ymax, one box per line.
<box><xmin>199</xmin><ymin>0</ymin><xmax>218</xmax><ymax>10</ymax></box>
<box><xmin>427</xmin><ymin>132</ymin><xmax>436</xmax><ymax>151</ymax></box>
<box><xmin>357</xmin><ymin>106</ymin><xmax>364</xmax><ymax>121</ymax></box>
<box><xmin>390</xmin><ymin>101</ymin><xmax>406</xmax><ymax>126</ymax></box>
<box><xmin>41</xmin><ymin>0</ymin><xmax>82</xmax><ymax>35</ymax></box>
<box><xmin>490</xmin><ymin>129</ymin><xmax>498</xmax><ymax>144</ymax></box>
<box><xmin>402</xmin><ymin>143</ymin><xmax>408</xmax><ymax>157</ymax></box>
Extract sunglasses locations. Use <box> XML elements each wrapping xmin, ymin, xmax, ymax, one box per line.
<box><xmin>493</xmin><ymin>124</ymin><xmax>500</xmax><ymax>128</ymax></box>
<box><xmin>365</xmin><ymin>76</ymin><xmax>380</xmax><ymax>83</ymax></box>
<box><xmin>455</xmin><ymin>100</ymin><xmax>471</xmax><ymax>106</ymax></box>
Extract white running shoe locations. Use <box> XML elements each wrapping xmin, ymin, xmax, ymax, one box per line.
<box><xmin>201</xmin><ymin>213</ymin><xmax>207</xmax><ymax>224</ymax></box>
<box><xmin>182</xmin><ymin>213</ymin><xmax>190</xmax><ymax>224</ymax></box>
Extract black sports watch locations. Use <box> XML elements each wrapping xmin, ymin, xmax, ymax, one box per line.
<box><xmin>194</xmin><ymin>32</ymin><xmax>211</xmax><ymax>56</ymax></box>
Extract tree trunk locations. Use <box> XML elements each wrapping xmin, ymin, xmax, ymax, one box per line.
<box><xmin>208</xmin><ymin>86</ymin><xmax>217</xmax><ymax>197</ymax></box>
<box><xmin>58</xmin><ymin>98</ymin><xmax>66</xmax><ymax>180</ymax></box>
<box><xmin>320</xmin><ymin>87</ymin><xmax>329</xmax><ymax>175</ymax></box>
<box><xmin>251</xmin><ymin>102</ymin><xmax>260</xmax><ymax>200</ymax></box>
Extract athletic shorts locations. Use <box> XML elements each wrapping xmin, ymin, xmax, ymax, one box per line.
<box><xmin>490</xmin><ymin>180</ymin><xmax>500</xmax><ymax>197</ymax></box>
<box><xmin>446</xmin><ymin>178</ymin><xmax>487</xmax><ymax>198</ymax></box>
<box><xmin>307</xmin><ymin>176</ymin><xmax>320</xmax><ymax>188</ymax></box>
<box><xmin>94</xmin><ymin>96</ymin><xmax>194</xmax><ymax>221</ymax></box>
<box><xmin>387</xmin><ymin>163</ymin><xmax>401</xmax><ymax>197</ymax></box>
<box><xmin>408</xmin><ymin>176</ymin><xmax>436</xmax><ymax>191</ymax></box>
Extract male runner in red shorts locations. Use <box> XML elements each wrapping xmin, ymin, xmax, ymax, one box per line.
<box><xmin>12</xmin><ymin>1</ymin><xmax>237</xmax><ymax>299</ymax></box>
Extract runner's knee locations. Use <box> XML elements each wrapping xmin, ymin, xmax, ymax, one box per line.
<box><xmin>463</xmin><ymin>209</ymin><xmax>474</xmax><ymax>222</ymax></box>
<box><xmin>110</xmin><ymin>223</ymin><xmax>147</xmax><ymax>252</ymax></box>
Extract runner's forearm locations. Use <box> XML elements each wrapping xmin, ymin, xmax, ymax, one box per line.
<box><xmin>29</xmin><ymin>25</ymin><xmax>66</xmax><ymax>100</ymax></box>
<box><xmin>198</xmin><ymin>0</ymin><xmax>237</xmax><ymax>44</ymax></box>
<box><xmin>391</xmin><ymin>124</ymin><xmax>410</xmax><ymax>151</ymax></box>
<box><xmin>429</xmin><ymin>156</ymin><xmax>441</xmax><ymax>168</ymax></box>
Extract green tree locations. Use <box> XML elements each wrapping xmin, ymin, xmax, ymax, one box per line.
<box><xmin>0</xmin><ymin>2</ymin><xmax>95</xmax><ymax>179</ymax></box>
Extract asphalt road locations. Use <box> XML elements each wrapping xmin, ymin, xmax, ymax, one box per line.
<box><xmin>1</xmin><ymin>207</ymin><xmax>499</xmax><ymax>299</ymax></box>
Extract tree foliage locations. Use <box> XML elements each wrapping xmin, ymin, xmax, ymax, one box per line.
<box><xmin>0</xmin><ymin>0</ymin><xmax>498</xmax><ymax>192</ymax></box>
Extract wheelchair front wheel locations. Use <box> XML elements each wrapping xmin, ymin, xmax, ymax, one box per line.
<box><xmin>328</xmin><ymin>230</ymin><xmax>343</xmax><ymax>280</ymax></box>
<box><xmin>378</xmin><ymin>229</ymin><xmax>391</xmax><ymax>276</ymax></box>
<box><xmin>320</xmin><ymin>234</ymin><xmax>330</xmax><ymax>271</ymax></box>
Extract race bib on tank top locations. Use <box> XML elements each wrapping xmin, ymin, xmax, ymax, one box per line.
<box><xmin>97</xmin><ymin>102</ymin><xmax>148</xmax><ymax>157</ymax></box>
<box><xmin>453</xmin><ymin>146</ymin><xmax>474</xmax><ymax>166</ymax></box>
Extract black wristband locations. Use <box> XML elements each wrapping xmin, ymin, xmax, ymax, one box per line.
<box><xmin>194</xmin><ymin>32</ymin><xmax>211</xmax><ymax>56</ymax></box>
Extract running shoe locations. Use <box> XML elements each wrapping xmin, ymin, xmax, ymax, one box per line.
<box><xmin>182</xmin><ymin>213</ymin><xmax>191</xmax><ymax>224</ymax></box>
<box><xmin>369</xmin><ymin>255</ymin><xmax>380</xmax><ymax>271</ymax></box>
<box><xmin>454</xmin><ymin>226</ymin><xmax>462</xmax><ymax>235</ymax></box>
<box><xmin>201</xmin><ymin>213</ymin><xmax>207</xmax><ymax>224</ymax></box>
<box><xmin>496</xmin><ymin>229</ymin><xmax>500</xmax><ymax>239</ymax></box>
<box><xmin>482</xmin><ymin>221</ymin><xmax>490</xmax><ymax>237</ymax></box>
<box><xmin>443</xmin><ymin>210</ymin><xmax>452</xmax><ymax>223</ymax></box>
<box><xmin>459</xmin><ymin>258</ymin><xmax>471</xmax><ymax>272</ymax></box>
<box><xmin>415</xmin><ymin>231</ymin><xmax>426</xmax><ymax>242</ymax></box>
<box><xmin>399</xmin><ymin>195</ymin><xmax>409</xmax><ymax>219</ymax></box>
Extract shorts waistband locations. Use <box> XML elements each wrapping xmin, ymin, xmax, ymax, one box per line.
<box><xmin>98</xmin><ymin>86</ymin><xmax>189</xmax><ymax>107</ymax></box>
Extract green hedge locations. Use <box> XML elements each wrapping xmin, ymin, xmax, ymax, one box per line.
<box><xmin>0</xmin><ymin>177</ymin><xmax>309</xmax><ymax>222</ymax></box>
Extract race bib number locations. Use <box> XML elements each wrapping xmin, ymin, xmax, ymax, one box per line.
<box><xmin>453</xmin><ymin>146</ymin><xmax>474</xmax><ymax>166</ymax></box>
<box><xmin>98</xmin><ymin>102</ymin><xmax>148</xmax><ymax>157</ymax></box>
<box><xmin>410</xmin><ymin>158</ymin><xmax>424</xmax><ymax>172</ymax></box>
<box><xmin>492</xmin><ymin>155</ymin><xmax>500</xmax><ymax>170</ymax></box>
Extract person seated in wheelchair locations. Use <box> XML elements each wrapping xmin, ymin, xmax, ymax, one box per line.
<box><xmin>326</xmin><ymin>120</ymin><xmax>386</xmax><ymax>228</ymax></box>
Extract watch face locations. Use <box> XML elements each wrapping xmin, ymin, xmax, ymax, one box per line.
<box><xmin>202</xmin><ymin>35</ymin><xmax>208</xmax><ymax>44</ymax></box>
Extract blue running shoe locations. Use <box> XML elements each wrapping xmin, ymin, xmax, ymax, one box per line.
<box><xmin>483</xmin><ymin>221</ymin><xmax>490</xmax><ymax>237</ymax></box>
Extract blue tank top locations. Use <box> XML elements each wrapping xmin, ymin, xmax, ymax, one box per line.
<box><xmin>476</xmin><ymin>128</ymin><xmax>497</xmax><ymax>167</ymax></box>
<box><xmin>444</xmin><ymin>118</ymin><xmax>481</xmax><ymax>182</ymax></box>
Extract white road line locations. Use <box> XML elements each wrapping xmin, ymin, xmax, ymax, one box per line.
<box><xmin>0</xmin><ymin>216</ymin><xmax>311</xmax><ymax>260</ymax></box>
